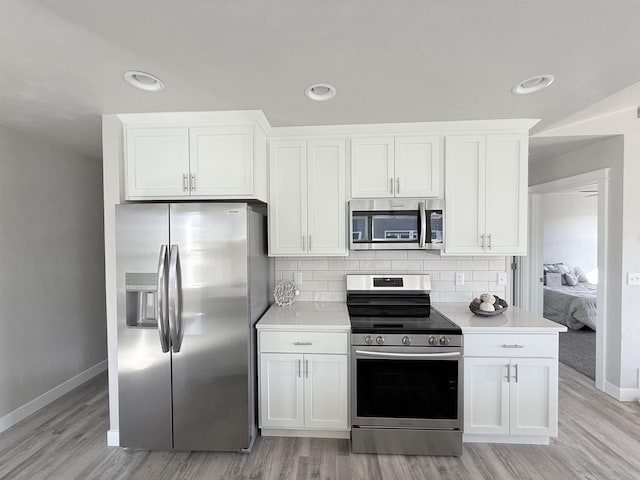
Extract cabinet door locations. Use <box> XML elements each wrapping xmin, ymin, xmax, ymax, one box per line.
<box><xmin>259</xmin><ymin>353</ymin><xmax>304</xmax><ymax>429</ymax></box>
<box><xmin>304</xmin><ymin>354</ymin><xmax>348</xmax><ymax>430</ymax></box>
<box><xmin>484</xmin><ymin>134</ymin><xmax>528</xmax><ymax>255</ymax></box>
<box><xmin>307</xmin><ymin>140</ymin><xmax>347</xmax><ymax>255</ymax></box>
<box><xmin>464</xmin><ymin>357</ymin><xmax>510</xmax><ymax>435</ymax></box>
<box><xmin>394</xmin><ymin>136</ymin><xmax>441</xmax><ymax>197</ymax></box>
<box><xmin>509</xmin><ymin>358</ymin><xmax>558</xmax><ymax>437</ymax></box>
<box><xmin>268</xmin><ymin>140</ymin><xmax>308</xmax><ymax>255</ymax></box>
<box><xmin>350</xmin><ymin>137</ymin><xmax>395</xmax><ymax>198</ymax></box>
<box><xmin>125</xmin><ymin>127</ymin><xmax>190</xmax><ymax>198</ymax></box>
<box><xmin>444</xmin><ymin>136</ymin><xmax>486</xmax><ymax>254</ymax></box>
<box><xmin>189</xmin><ymin>126</ymin><xmax>253</xmax><ymax>196</ymax></box>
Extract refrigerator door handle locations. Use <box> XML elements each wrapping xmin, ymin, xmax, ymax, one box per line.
<box><xmin>156</xmin><ymin>245</ymin><xmax>170</xmax><ymax>353</ymax></box>
<box><xmin>168</xmin><ymin>244</ymin><xmax>184</xmax><ymax>352</ymax></box>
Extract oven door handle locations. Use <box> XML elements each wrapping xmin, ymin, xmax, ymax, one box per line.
<box><xmin>355</xmin><ymin>350</ymin><xmax>461</xmax><ymax>359</ymax></box>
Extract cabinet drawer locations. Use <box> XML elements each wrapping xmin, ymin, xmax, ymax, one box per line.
<box><xmin>259</xmin><ymin>331</ymin><xmax>348</xmax><ymax>354</ymax></box>
<box><xmin>464</xmin><ymin>334</ymin><xmax>557</xmax><ymax>358</ymax></box>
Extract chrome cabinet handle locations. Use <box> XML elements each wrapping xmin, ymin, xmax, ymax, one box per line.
<box><xmin>502</xmin><ymin>344</ymin><xmax>524</xmax><ymax>348</ymax></box>
<box><xmin>505</xmin><ymin>364</ymin><xmax>511</xmax><ymax>383</ymax></box>
<box><xmin>156</xmin><ymin>245</ymin><xmax>170</xmax><ymax>353</ymax></box>
<box><xmin>293</xmin><ymin>341</ymin><xmax>313</xmax><ymax>346</ymax></box>
<box><xmin>480</xmin><ymin>234</ymin><xmax>485</xmax><ymax>249</ymax></box>
<box><xmin>298</xmin><ymin>359</ymin><xmax>302</xmax><ymax>378</ymax></box>
<box><xmin>514</xmin><ymin>363</ymin><xmax>519</xmax><ymax>383</ymax></box>
<box><xmin>396</xmin><ymin>177</ymin><xmax>400</xmax><ymax>194</ymax></box>
<box><xmin>190</xmin><ymin>174</ymin><xmax>196</xmax><ymax>192</ymax></box>
<box><xmin>182</xmin><ymin>174</ymin><xmax>189</xmax><ymax>192</ymax></box>
<box><xmin>418</xmin><ymin>201</ymin><xmax>426</xmax><ymax>248</ymax></box>
<box><xmin>488</xmin><ymin>233</ymin><xmax>492</xmax><ymax>249</ymax></box>
<box><xmin>168</xmin><ymin>245</ymin><xmax>183</xmax><ymax>352</ymax></box>
<box><xmin>305</xmin><ymin>360</ymin><xmax>309</xmax><ymax>378</ymax></box>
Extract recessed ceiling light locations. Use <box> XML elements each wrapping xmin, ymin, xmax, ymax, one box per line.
<box><xmin>123</xmin><ymin>70</ymin><xmax>165</xmax><ymax>92</ymax></box>
<box><xmin>305</xmin><ymin>83</ymin><xmax>336</xmax><ymax>101</ymax></box>
<box><xmin>512</xmin><ymin>74</ymin><xmax>554</xmax><ymax>95</ymax></box>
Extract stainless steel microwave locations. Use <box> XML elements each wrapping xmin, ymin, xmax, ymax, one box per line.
<box><xmin>349</xmin><ymin>199</ymin><xmax>444</xmax><ymax>250</ymax></box>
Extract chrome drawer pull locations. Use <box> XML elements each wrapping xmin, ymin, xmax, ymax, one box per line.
<box><xmin>293</xmin><ymin>341</ymin><xmax>313</xmax><ymax>346</ymax></box>
<box><xmin>502</xmin><ymin>344</ymin><xmax>524</xmax><ymax>348</ymax></box>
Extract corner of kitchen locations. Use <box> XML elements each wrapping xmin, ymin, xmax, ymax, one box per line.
<box><xmin>103</xmin><ymin>110</ymin><xmax>566</xmax><ymax>458</ymax></box>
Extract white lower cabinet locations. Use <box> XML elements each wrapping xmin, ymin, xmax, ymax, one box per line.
<box><xmin>258</xmin><ymin>331</ymin><xmax>349</xmax><ymax>438</ymax></box>
<box><xmin>464</xmin><ymin>334</ymin><xmax>559</xmax><ymax>444</ymax></box>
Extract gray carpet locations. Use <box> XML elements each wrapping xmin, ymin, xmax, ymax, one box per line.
<box><xmin>559</xmin><ymin>328</ymin><xmax>596</xmax><ymax>380</ymax></box>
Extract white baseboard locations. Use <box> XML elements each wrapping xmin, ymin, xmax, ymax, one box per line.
<box><xmin>107</xmin><ymin>429</ymin><xmax>120</xmax><ymax>446</ymax></box>
<box><xmin>463</xmin><ymin>434</ymin><xmax>550</xmax><ymax>445</ymax></box>
<box><xmin>0</xmin><ymin>359</ymin><xmax>108</xmax><ymax>434</ymax></box>
<box><xmin>604</xmin><ymin>380</ymin><xmax>640</xmax><ymax>401</ymax></box>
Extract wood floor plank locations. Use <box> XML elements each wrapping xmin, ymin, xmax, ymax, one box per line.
<box><xmin>1</xmin><ymin>366</ymin><xmax>640</xmax><ymax>480</ymax></box>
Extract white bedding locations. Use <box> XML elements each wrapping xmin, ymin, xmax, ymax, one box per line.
<box><xmin>543</xmin><ymin>283</ymin><xmax>597</xmax><ymax>330</ymax></box>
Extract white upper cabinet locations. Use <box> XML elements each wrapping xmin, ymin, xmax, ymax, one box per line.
<box><xmin>351</xmin><ymin>137</ymin><xmax>395</xmax><ymax>198</ymax></box>
<box><xmin>444</xmin><ymin>133</ymin><xmax>527</xmax><ymax>255</ymax></box>
<box><xmin>126</xmin><ymin>127</ymin><xmax>190</xmax><ymax>198</ymax></box>
<box><xmin>269</xmin><ymin>139</ymin><xmax>347</xmax><ymax>256</ymax></box>
<box><xmin>189</xmin><ymin>126</ymin><xmax>253</xmax><ymax>196</ymax></box>
<box><xmin>124</xmin><ymin>122</ymin><xmax>266</xmax><ymax>201</ymax></box>
<box><xmin>351</xmin><ymin>136</ymin><xmax>441</xmax><ymax>198</ymax></box>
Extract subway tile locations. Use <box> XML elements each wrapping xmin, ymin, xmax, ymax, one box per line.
<box><xmin>456</xmin><ymin>282</ymin><xmax>489</xmax><ymax>292</ymax></box>
<box><xmin>349</xmin><ymin>250</ymin><xmax>377</xmax><ymax>260</ymax></box>
<box><xmin>328</xmin><ymin>260</ymin><xmax>360</xmax><ymax>271</ymax></box>
<box><xmin>473</xmin><ymin>271</ymin><xmax>500</xmax><ymax>282</ymax></box>
<box><xmin>327</xmin><ymin>280</ymin><xmax>346</xmax><ymax>291</ymax></box>
<box><xmin>423</xmin><ymin>271</ymin><xmax>440</xmax><ymax>281</ymax></box>
<box><xmin>280</xmin><ymin>271</ymin><xmax>294</xmax><ymax>281</ymax></box>
<box><xmin>375</xmin><ymin>251</ymin><xmax>408</xmax><ymax>260</ymax></box>
<box><xmin>490</xmin><ymin>260</ymin><xmax>507</xmax><ymax>270</ymax></box>
<box><xmin>298</xmin><ymin>260</ymin><xmax>328</xmax><ymax>270</ymax></box>
<box><xmin>392</xmin><ymin>260</ymin><xmax>424</xmax><ymax>271</ymax></box>
<box><xmin>313</xmin><ymin>291</ymin><xmax>346</xmax><ymax>302</ymax></box>
<box><xmin>423</xmin><ymin>260</ymin><xmax>457</xmax><ymax>271</ymax></box>
<box><xmin>296</xmin><ymin>291</ymin><xmax>313</xmax><ymax>302</ymax></box>
<box><xmin>473</xmin><ymin>256</ymin><xmax>505</xmax><ymax>261</ymax></box>
<box><xmin>456</xmin><ymin>260</ymin><xmax>489</xmax><ymax>271</ymax></box>
<box><xmin>298</xmin><ymin>280</ymin><xmax>328</xmax><ymax>291</ymax></box>
<box><xmin>314</xmin><ymin>271</ymin><xmax>347</xmax><ymax>281</ymax></box>
<box><xmin>359</xmin><ymin>260</ymin><xmax>392</xmax><ymax>271</ymax></box>
<box><xmin>275</xmin><ymin>271</ymin><xmax>283</xmax><ymax>281</ymax></box>
<box><xmin>440</xmin><ymin>292</ymin><xmax>474</xmax><ymax>302</ymax></box>
<box><xmin>407</xmin><ymin>251</ymin><xmax>430</xmax><ymax>259</ymax></box>
<box><xmin>276</xmin><ymin>260</ymin><xmax>298</xmax><ymax>270</ymax></box>
<box><xmin>440</xmin><ymin>270</ymin><xmax>472</xmax><ymax>282</ymax></box>
<box><xmin>429</xmin><ymin>292</ymin><xmax>441</xmax><ymax>302</ymax></box>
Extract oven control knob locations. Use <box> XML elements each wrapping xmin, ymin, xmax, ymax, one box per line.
<box><xmin>364</xmin><ymin>335</ymin><xmax>373</xmax><ymax>345</ymax></box>
<box><xmin>402</xmin><ymin>336</ymin><xmax>412</xmax><ymax>345</ymax></box>
<box><xmin>439</xmin><ymin>336</ymin><xmax>450</xmax><ymax>346</ymax></box>
<box><xmin>376</xmin><ymin>335</ymin><xmax>385</xmax><ymax>345</ymax></box>
<box><xmin>428</xmin><ymin>335</ymin><xmax>437</xmax><ymax>345</ymax></box>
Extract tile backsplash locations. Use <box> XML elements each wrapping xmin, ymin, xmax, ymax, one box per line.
<box><xmin>275</xmin><ymin>250</ymin><xmax>510</xmax><ymax>303</ymax></box>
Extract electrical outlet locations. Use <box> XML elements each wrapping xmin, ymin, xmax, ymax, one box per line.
<box><xmin>455</xmin><ymin>272</ymin><xmax>465</xmax><ymax>286</ymax></box>
<box><xmin>294</xmin><ymin>272</ymin><xmax>303</xmax><ymax>285</ymax></box>
<box><xmin>497</xmin><ymin>272</ymin><xmax>508</xmax><ymax>286</ymax></box>
<box><xmin>628</xmin><ymin>272</ymin><xmax>640</xmax><ymax>286</ymax></box>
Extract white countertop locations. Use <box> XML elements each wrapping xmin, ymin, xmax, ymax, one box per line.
<box><xmin>256</xmin><ymin>302</ymin><xmax>351</xmax><ymax>331</ymax></box>
<box><xmin>433</xmin><ymin>302</ymin><xmax>568</xmax><ymax>333</ymax></box>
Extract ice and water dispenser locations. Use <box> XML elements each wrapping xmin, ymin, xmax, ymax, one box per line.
<box><xmin>125</xmin><ymin>273</ymin><xmax>158</xmax><ymax>328</ymax></box>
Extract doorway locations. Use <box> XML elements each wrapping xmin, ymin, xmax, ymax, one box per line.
<box><xmin>518</xmin><ymin>168</ymin><xmax>609</xmax><ymax>392</ymax></box>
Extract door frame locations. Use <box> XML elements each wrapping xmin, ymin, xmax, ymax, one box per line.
<box><xmin>518</xmin><ymin>168</ymin><xmax>609</xmax><ymax>391</ymax></box>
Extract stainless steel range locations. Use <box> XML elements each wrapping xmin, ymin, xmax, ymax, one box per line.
<box><xmin>347</xmin><ymin>274</ymin><xmax>463</xmax><ymax>456</ymax></box>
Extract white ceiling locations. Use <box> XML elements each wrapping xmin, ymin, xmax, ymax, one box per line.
<box><xmin>1</xmin><ymin>0</ymin><xmax>639</xmax><ymax>159</ymax></box>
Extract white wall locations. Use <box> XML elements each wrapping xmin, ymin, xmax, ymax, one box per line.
<box><xmin>276</xmin><ymin>251</ymin><xmax>510</xmax><ymax>302</ymax></box>
<box><xmin>530</xmin><ymin>135</ymin><xmax>624</xmax><ymax>393</ymax></box>
<box><xmin>542</xmin><ymin>193</ymin><xmax>598</xmax><ymax>274</ymax></box>
<box><xmin>0</xmin><ymin>125</ymin><xmax>107</xmax><ymax>423</ymax></box>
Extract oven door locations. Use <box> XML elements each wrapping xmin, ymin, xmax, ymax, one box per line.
<box><xmin>351</xmin><ymin>345</ymin><xmax>462</xmax><ymax>430</ymax></box>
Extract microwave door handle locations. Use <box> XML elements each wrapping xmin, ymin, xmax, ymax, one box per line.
<box><xmin>419</xmin><ymin>201</ymin><xmax>427</xmax><ymax>248</ymax></box>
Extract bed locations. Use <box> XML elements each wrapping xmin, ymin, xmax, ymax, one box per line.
<box><xmin>543</xmin><ymin>282</ymin><xmax>597</xmax><ymax>330</ymax></box>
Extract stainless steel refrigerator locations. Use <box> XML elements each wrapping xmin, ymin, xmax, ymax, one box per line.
<box><xmin>115</xmin><ymin>202</ymin><xmax>273</xmax><ymax>451</ymax></box>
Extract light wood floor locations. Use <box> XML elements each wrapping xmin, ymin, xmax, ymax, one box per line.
<box><xmin>1</xmin><ymin>364</ymin><xmax>639</xmax><ymax>480</ymax></box>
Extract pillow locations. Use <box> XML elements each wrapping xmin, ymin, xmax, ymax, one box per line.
<box><xmin>544</xmin><ymin>263</ymin><xmax>570</xmax><ymax>275</ymax></box>
<box><xmin>546</xmin><ymin>272</ymin><xmax>563</xmax><ymax>288</ymax></box>
<box><xmin>564</xmin><ymin>273</ymin><xmax>579</xmax><ymax>286</ymax></box>
<box><xmin>572</xmin><ymin>266</ymin><xmax>589</xmax><ymax>283</ymax></box>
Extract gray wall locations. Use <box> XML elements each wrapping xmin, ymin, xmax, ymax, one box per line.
<box><xmin>530</xmin><ymin>135</ymin><xmax>624</xmax><ymax>387</ymax></box>
<box><xmin>0</xmin><ymin>125</ymin><xmax>106</xmax><ymax>419</ymax></box>
<box><xmin>542</xmin><ymin>193</ymin><xmax>598</xmax><ymax>275</ymax></box>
